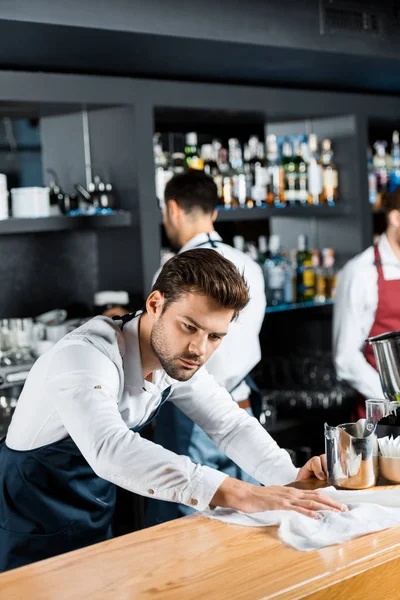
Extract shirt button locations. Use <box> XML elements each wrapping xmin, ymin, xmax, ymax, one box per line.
<box><xmin>148</xmin><ymin>489</ymin><xmax>155</xmax><ymax>495</ymax></box>
<box><xmin>94</xmin><ymin>385</ymin><xmax>102</xmax><ymax>389</ymax></box>
<box><xmin>190</xmin><ymin>498</ymin><xmax>198</xmax><ymax>507</ymax></box>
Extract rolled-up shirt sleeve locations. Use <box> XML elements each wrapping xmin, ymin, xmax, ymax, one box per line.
<box><xmin>47</xmin><ymin>344</ymin><xmax>227</xmax><ymax>511</ymax></box>
<box><xmin>169</xmin><ymin>368</ymin><xmax>299</xmax><ymax>486</ymax></box>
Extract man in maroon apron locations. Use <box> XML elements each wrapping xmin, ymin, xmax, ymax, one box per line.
<box><xmin>334</xmin><ymin>189</ymin><xmax>400</xmax><ymax>419</ymax></box>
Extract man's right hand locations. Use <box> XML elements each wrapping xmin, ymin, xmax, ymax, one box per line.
<box><xmin>211</xmin><ymin>477</ymin><xmax>348</xmax><ymax>519</ymax></box>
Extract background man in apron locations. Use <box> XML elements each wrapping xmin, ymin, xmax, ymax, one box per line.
<box><xmin>147</xmin><ymin>170</ymin><xmax>267</xmax><ymax>526</ymax></box>
<box><xmin>334</xmin><ymin>188</ymin><xmax>400</xmax><ymax>418</ymax></box>
<box><xmin>0</xmin><ymin>249</ymin><xmax>344</xmax><ymax>573</ymax></box>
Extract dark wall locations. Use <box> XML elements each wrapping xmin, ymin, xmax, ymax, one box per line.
<box><xmin>0</xmin><ymin>2</ymin><xmax>400</xmax><ymax>93</ymax></box>
<box><xmin>0</xmin><ymin>231</ymin><xmax>97</xmax><ymax>317</ymax></box>
<box><xmin>0</xmin><ymin>0</ymin><xmax>398</xmax><ymax>59</ymax></box>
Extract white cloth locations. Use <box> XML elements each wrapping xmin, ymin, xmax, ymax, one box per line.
<box><xmin>203</xmin><ymin>486</ymin><xmax>400</xmax><ymax>551</ymax></box>
<box><xmin>333</xmin><ymin>233</ymin><xmax>400</xmax><ymax>399</ymax></box>
<box><xmin>154</xmin><ymin>232</ymin><xmax>266</xmax><ymax>401</ymax></box>
<box><xmin>7</xmin><ymin>314</ymin><xmax>298</xmax><ymax>512</ymax></box>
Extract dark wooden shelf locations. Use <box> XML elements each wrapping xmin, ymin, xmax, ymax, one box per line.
<box><xmin>216</xmin><ymin>205</ymin><xmax>351</xmax><ymax>222</ymax></box>
<box><xmin>265</xmin><ymin>300</ymin><xmax>333</xmax><ymax>314</ymax></box>
<box><xmin>0</xmin><ymin>211</ymin><xmax>133</xmax><ymax>235</ymax></box>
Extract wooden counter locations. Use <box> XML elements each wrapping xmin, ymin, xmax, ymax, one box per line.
<box><xmin>1</xmin><ymin>480</ymin><xmax>400</xmax><ymax>599</ymax></box>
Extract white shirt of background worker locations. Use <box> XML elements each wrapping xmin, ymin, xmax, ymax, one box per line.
<box><xmin>159</xmin><ymin>171</ymin><xmax>266</xmax><ymax>404</ymax></box>
<box><xmin>333</xmin><ymin>195</ymin><xmax>400</xmax><ymax>400</ymax></box>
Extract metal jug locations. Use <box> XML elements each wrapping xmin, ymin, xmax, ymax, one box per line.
<box><xmin>367</xmin><ymin>330</ymin><xmax>400</xmax><ymax>402</ymax></box>
<box><xmin>325</xmin><ymin>419</ymin><xmax>378</xmax><ymax>489</ymax></box>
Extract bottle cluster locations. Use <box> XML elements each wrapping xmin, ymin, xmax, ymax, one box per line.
<box><xmin>369</xmin><ymin>130</ymin><xmax>400</xmax><ymax>208</ymax></box>
<box><xmin>154</xmin><ymin>132</ymin><xmax>339</xmax><ymax>211</ymax></box>
<box><xmin>233</xmin><ymin>234</ymin><xmax>336</xmax><ymax>307</ymax></box>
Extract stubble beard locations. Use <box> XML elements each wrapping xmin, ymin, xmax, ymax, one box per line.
<box><xmin>150</xmin><ymin>318</ymin><xmax>202</xmax><ymax>381</ymax></box>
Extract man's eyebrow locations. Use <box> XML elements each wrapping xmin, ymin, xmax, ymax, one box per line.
<box><xmin>182</xmin><ymin>315</ymin><xmax>228</xmax><ymax>337</ymax></box>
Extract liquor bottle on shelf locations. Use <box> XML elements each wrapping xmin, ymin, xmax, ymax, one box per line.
<box><xmin>248</xmin><ymin>136</ymin><xmax>266</xmax><ymax>208</ymax></box>
<box><xmin>282</xmin><ymin>250</ymin><xmax>295</xmax><ymax>304</ymax></box>
<box><xmin>210</xmin><ymin>140</ymin><xmax>223</xmax><ymax>200</ymax></box>
<box><xmin>257</xmin><ymin>235</ymin><xmax>269</xmax><ymax>265</ymax></box>
<box><xmin>367</xmin><ymin>147</ymin><xmax>378</xmax><ymax>206</ymax></box>
<box><xmin>243</xmin><ymin>145</ymin><xmax>254</xmax><ymax>208</ymax></box>
<box><xmin>233</xmin><ymin>235</ymin><xmax>245</xmax><ymax>252</ymax></box>
<box><xmin>315</xmin><ymin>248</ymin><xmax>336</xmax><ymax>302</ymax></box>
<box><xmin>171</xmin><ymin>152</ymin><xmax>186</xmax><ymax>174</ymax></box>
<box><xmin>264</xmin><ymin>235</ymin><xmax>286</xmax><ymax>307</ymax></box>
<box><xmin>296</xmin><ymin>234</ymin><xmax>316</xmax><ymax>302</ymax></box>
<box><xmin>389</xmin><ymin>130</ymin><xmax>400</xmax><ymax>193</ymax></box>
<box><xmin>319</xmin><ymin>139</ymin><xmax>339</xmax><ymax>206</ymax></box>
<box><xmin>297</xmin><ymin>141</ymin><xmax>309</xmax><ymax>206</ymax></box>
<box><xmin>231</xmin><ymin>139</ymin><xmax>247</xmax><ymax>208</ymax></box>
<box><xmin>373</xmin><ymin>140</ymin><xmax>388</xmax><ymax>195</ymax></box>
<box><xmin>219</xmin><ymin>146</ymin><xmax>234</xmax><ymax>209</ymax></box>
<box><xmin>154</xmin><ymin>133</ymin><xmax>172</xmax><ymax>209</ymax></box>
<box><xmin>307</xmin><ymin>134</ymin><xmax>323</xmax><ymax>206</ymax></box>
<box><xmin>185</xmin><ymin>132</ymin><xmax>203</xmax><ymax>170</ymax></box>
<box><xmin>282</xmin><ymin>140</ymin><xmax>297</xmax><ymax>207</ymax></box>
<box><xmin>266</xmin><ymin>134</ymin><xmax>285</xmax><ymax>207</ymax></box>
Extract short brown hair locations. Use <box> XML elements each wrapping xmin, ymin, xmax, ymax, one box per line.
<box><xmin>165</xmin><ymin>171</ymin><xmax>219</xmax><ymax>215</ymax></box>
<box><xmin>152</xmin><ymin>249</ymin><xmax>249</xmax><ymax>319</ymax></box>
<box><xmin>381</xmin><ymin>188</ymin><xmax>400</xmax><ymax>213</ymax></box>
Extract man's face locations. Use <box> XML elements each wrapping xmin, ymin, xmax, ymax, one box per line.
<box><xmin>150</xmin><ymin>292</ymin><xmax>233</xmax><ymax>381</ymax></box>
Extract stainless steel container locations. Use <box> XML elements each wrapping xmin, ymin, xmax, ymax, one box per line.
<box><xmin>367</xmin><ymin>330</ymin><xmax>400</xmax><ymax>402</ymax></box>
<box><xmin>325</xmin><ymin>419</ymin><xmax>378</xmax><ymax>489</ymax></box>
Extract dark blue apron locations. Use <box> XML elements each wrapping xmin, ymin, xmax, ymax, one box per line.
<box><xmin>0</xmin><ymin>312</ymin><xmax>171</xmax><ymax>572</ymax></box>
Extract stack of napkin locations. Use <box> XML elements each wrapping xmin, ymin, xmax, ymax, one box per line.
<box><xmin>202</xmin><ymin>487</ymin><xmax>400</xmax><ymax>551</ymax></box>
<box><xmin>378</xmin><ymin>435</ymin><xmax>400</xmax><ymax>457</ymax></box>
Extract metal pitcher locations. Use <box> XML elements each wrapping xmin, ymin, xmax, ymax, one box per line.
<box><xmin>367</xmin><ymin>330</ymin><xmax>400</xmax><ymax>402</ymax></box>
<box><xmin>325</xmin><ymin>419</ymin><xmax>378</xmax><ymax>489</ymax></box>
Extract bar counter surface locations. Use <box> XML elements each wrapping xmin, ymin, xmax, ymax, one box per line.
<box><xmin>1</xmin><ymin>479</ymin><xmax>400</xmax><ymax>600</ymax></box>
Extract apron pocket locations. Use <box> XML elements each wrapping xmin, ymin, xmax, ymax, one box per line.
<box><xmin>0</xmin><ymin>522</ymin><xmax>74</xmax><ymax>572</ymax></box>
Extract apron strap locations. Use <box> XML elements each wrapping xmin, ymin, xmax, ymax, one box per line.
<box><xmin>112</xmin><ymin>312</ymin><xmax>137</xmax><ymax>330</ymax></box>
<box><xmin>191</xmin><ymin>233</ymin><xmax>222</xmax><ymax>249</ymax></box>
<box><xmin>374</xmin><ymin>244</ymin><xmax>384</xmax><ymax>281</ymax></box>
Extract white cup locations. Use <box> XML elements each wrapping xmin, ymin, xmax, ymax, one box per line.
<box><xmin>0</xmin><ymin>191</ymin><xmax>9</xmax><ymax>220</ymax></box>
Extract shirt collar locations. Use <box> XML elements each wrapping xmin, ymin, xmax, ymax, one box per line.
<box><xmin>378</xmin><ymin>233</ymin><xmax>400</xmax><ymax>266</ymax></box>
<box><xmin>179</xmin><ymin>231</ymin><xmax>222</xmax><ymax>253</ymax></box>
<box><xmin>122</xmin><ymin>313</ymin><xmax>178</xmax><ymax>391</ymax></box>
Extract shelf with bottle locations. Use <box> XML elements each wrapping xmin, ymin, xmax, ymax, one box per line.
<box><xmin>368</xmin><ymin>128</ymin><xmax>400</xmax><ymax>211</ymax></box>
<box><xmin>153</xmin><ymin>130</ymin><xmax>342</xmax><ymax>216</ymax></box>
<box><xmin>0</xmin><ymin>170</ymin><xmax>133</xmax><ymax>234</ymax></box>
<box><xmin>0</xmin><ymin>211</ymin><xmax>133</xmax><ymax>235</ymax></box>
<box><xmin>233</xmin><ymin>233</ymin><xmax>336</xmax><ymax>311</ymax></box>
<box><xmin>265</xmin><ymin>299</ymin><xmax>333</xmax><ymax>314</ymax></box>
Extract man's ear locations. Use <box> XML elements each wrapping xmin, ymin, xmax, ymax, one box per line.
<box><xmin>166</xmin><ymin>199</ymin><xmax>181</xmax><ymax>222</ymax></box>
<box><xmin>388</xmin><ymin>209</ymin><xmax>400</xmax><ymax>228</ymax></box>
<box><xmin>212</xmin><ymin>209</ymin><xmax>218</xmax><ymax>223</ymax></box>
<box><xmin>146</xmin><ymin>290</ymin><xmax>165</xmax><ymax>318</ymax></box>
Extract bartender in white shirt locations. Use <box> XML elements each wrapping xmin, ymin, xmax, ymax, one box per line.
<box><xmin>147</xmin><ymin>170</ymin><xmax>267</xmax><ymax>526</ymax></box>
<box><xmin>0</xmin><ymin>250</ymin><xmax>345</xmax><ymax>573</ymax></box>
<box><xmin>334</xmin><ymin>188</ymin><xmax>400</xmax><ymax>418</ymax></box>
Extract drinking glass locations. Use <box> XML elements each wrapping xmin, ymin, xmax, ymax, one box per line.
<box><xmin>365</xmin><ymin>398</ymin><xmax>399</xmax><ymax>425</ymax></box>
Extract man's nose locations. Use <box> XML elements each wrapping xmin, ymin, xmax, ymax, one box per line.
<box><xmin>188</xmin><ymin>333</ymin><xmax>207</xmax><ymax>357</ymax></box>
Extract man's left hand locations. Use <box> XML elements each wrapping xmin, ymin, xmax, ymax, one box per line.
<box><xmin>296</xmin><ymin>454</ymin><xmax>327</xmax><ymax>481</ymax></box>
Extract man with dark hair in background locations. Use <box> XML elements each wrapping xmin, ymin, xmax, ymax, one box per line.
<box><xmin>147</xmin><ymin>169</ymin><xmax>267</xmax><ymax>526</ymax></box>
<box><xmin>0</xmin><ymin>249</ymin><xmax>344</xmax><ymax>572</ymax></box>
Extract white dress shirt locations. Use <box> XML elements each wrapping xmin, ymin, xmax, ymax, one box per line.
<box><xmin>7</xmin><ymin>314</ymin><xmax>297</xmax><ymax>512</ymax></box>
<box><xmin>156</xmin><ymin>232</ymin><xmax>267</xmax><ymax>401</ymax></box>
<box><xmin>333</xmin><ymin>234</ymin><xmax>400</xmax><ymax>399</ymax></box>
